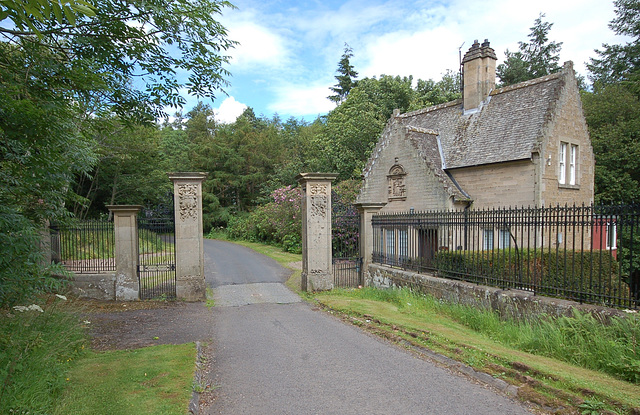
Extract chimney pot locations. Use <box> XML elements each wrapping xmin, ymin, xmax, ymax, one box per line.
<box><xmin>462</xmin><ymin>38</ymin><xmax>497</xmax><ymax>112</ymax></box>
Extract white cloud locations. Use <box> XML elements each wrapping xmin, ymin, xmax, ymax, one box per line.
<box><xmin>268</xmin><ymin>83</ymin><xmax>336</xmax><ymax>118</ymax></box>
<box><xmin>210</xmin><ymin>0</ymin><xmax>622</xmax><ymax>120</ymax></box>
<box><xmin>223</xmin><ymin>8</ymin><xmax>290</xmax><ymax>71</ymax></box>
<box><xmin>360</xmin><ymin>26</ymin><xmax>464</xmax><ymax>82</ymax></box>
<box><xmin>215</xmin><ymin>96</ymin><xmax>247</xmax><ymax>124</ymax></box>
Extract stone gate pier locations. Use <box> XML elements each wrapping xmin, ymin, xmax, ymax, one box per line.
<box><xmin>297</xmin><ymin>173</ymin><xmax>338</xmax><ymax>291</ymax></box>
<box><xmin>169</xmin><ymin>172</ymin><xmax>208</xmax><ymax>301</ymax></box>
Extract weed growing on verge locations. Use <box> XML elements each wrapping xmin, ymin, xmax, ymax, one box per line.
<box><xmin>0</xmin><ymin>295</ymin><xmax>86</xmax><ymax>414</ymax></box>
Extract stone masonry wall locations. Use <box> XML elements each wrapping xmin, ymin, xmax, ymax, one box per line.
<box><xmin>358</xmin><ymin>119</ymin><xmax>454</xmax><ymax>213</ymax></box>
<box><xmin>366</xmin><ymin>263</ymin><xmax>625</xmax><ymax>321</ymax></box>
<box><xmin>539</xmin><ymin>63</ymin><xmax>594</xmax><ymax>208</ymax></box>
<box><xmin>450</xmin><ymin>160</ymin><xmax>536</xmax><ymax>208</ymax></box>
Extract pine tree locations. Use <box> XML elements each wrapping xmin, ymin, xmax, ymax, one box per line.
<box><xmin>587</xmin><ymin>0</ymin><xmax>640</xmax><ymax>94</ymax></box>
<box><xmin>328</xmin><ymin>44</ymin><xmax>359</xmax><ymax>104</ymax></box>
<box><xmin>496</xmin><ymin>13</ymin><xmax>563</xmax><ymax>86</ymax></box>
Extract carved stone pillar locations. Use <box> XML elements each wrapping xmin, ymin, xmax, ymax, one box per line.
<box><xmin>296</xmin><ymin>173</ymin><xmax>338</xmax><ymax>291</ymax></box>
<box><xmin>107</xmin><ymin>205</ymin><xmax>142</xmax><ymax>301</ymax></box>
<box><xmin>355</xmin><ymin>202</ymin><xmax>386</xmax><ymax>285</ymax></box>
<box><xmin>168</xmin><ymin>172</ymin><xmax>207</xmax><ymax>301</ymax></box>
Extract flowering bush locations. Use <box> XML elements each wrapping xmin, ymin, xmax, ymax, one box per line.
<box><xmin>227</xmin><ymin>180</ymin><xmax>361</xmax><ymax>255</ymax></box>
<box><xmin>228</xmin><ymin>185</ymin><xmax>303</xmax><ymax>253</ymax></box>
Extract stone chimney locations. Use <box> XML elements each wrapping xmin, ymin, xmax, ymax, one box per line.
<box><xmin>462</xmin><ymin>39</ymin><xmax>497</xmax><ymax>112</ymax></box>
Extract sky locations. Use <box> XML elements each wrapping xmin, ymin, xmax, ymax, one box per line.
<box><xmin>184</xmin><ymin>0</ymin><xmax>626</xmax><ymax>124</ymax></box>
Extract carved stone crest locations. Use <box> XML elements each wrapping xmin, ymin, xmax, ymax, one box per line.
<box><xmin>310</xmin><ymin>195</ymin><xmax>327</xmax><ymax>218</ymax></box>
<box><xmin>309</xmin><ymin>184</ymin><xmax>328</xmax><ymax>195</ymax></box>
<box><xmin>177</xmin><ymin>183</ymin><xmax>198</xmax><ymax>221</ymax></box>
<box><xmin>387</xmin><ymin>160</ymin><xmax>407</xmax><ymax>201</ymax></box>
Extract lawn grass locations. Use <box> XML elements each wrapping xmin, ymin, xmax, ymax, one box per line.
<box><xmin>54</xmin><ymin>344</ymin><xmax>195</xmax><ymax>415</ymax></box>
<box><xmin>1</xmin><ymin>295</ymin><xmax>197</xmax><ymax>414</ymax></box>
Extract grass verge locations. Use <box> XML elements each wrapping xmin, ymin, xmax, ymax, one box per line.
<box><xmin>54</xmin><ymin>344</ymin><xmax>195</xmax><ymax>415</ymax></box>
<box><xmin>0</xmin><ymin>296</ymin><xmax>85</xmax><ymax>414</ymax></box>
<box><xmin>314</xmin><ymin>287</ymin><xmax>640</xmax><ymax>414</ymax></box>
<box><xmin>1</xmin><ymin>295</ymin><xmax>198</xmax><ymax>414</ymax></box>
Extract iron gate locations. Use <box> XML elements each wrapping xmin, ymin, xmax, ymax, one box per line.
<box><xmin>332</xmin><ymin>211</ymin><xmax>362</xmax><ymax>288</ymax></box>
<box><xmin>137</xmin><ymin>215</ymin><xmax>176</xmax><ymax>299</ymax></box>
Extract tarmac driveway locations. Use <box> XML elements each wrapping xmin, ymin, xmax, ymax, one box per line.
<box><xmin>204</xmin><ymin>239</ymin><xmax>533</xmax><ymax>414</ymax></box>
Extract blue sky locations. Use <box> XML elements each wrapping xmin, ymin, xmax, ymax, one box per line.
<box><xmin>181</xmin><ymin>0</ymin><xmax>625</xmax><ymax>123</ymax></box>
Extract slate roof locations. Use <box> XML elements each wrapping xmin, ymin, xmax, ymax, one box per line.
<box><xmin>405</xmin><ymin>126</ymin><xmax>471</xmax><ymax>201</ymax></box>
<box><xmin>395</xmin><ymin>69</ymin><xmax>566</xmax><ymax>170</ymax></box>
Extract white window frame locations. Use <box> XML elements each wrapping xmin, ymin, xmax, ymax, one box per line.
<box><xmin>606</xmin><ymin>221</ymin><xmax>617</xmax><ymax>250</ymax></box>
<box><xmin>559</xmin><ymin>142</ymin><xmax>567</xmax><ymax>184</ymax></box>
<box><xmin>483</xmin><ymin>229</ymin><xmax>494</xmax><ymax>250</ymax></box>
<box><xmin>385</xmin><ymin>229</ymin><xmax>395</xmax><ymax>257</ymax></box>
<box><xmin>399</xmin><ymin>229</ymin><xmax>408</xmax><ymax>258</ymax></box>
<box><xmin>498</xmin><ymin>229</ymin><xmax>511</xmax><ymax>249</ymax></box>
<box><xmin>569</xmin><ymin>144</ymin><xmax>577</xmax><ymax>185</ymax></box>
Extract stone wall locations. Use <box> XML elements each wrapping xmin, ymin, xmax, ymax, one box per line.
<box><xmin>538</xmin><ymin>62</ymin><xmax>594</xmax><ymax>208</ymax></box>
<box><xmin>67</xmin><ymin>273</ymin><xmax>117</xmax><ymax>301</ymax></box>
<box><xmin>450</xmin><ymin>160</ymin><xmax>536</xmax><ymax>208</ymax></box>
<box><xmin>366</xmin><ymin>263</ymin><xmax>625</xmax><ymax>321</ymax></box>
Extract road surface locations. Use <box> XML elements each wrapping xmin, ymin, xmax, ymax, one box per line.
<box><xmin>204</xmin><ymin>239</ymin><xmax>532</xmax><ymax>414</ymax></box>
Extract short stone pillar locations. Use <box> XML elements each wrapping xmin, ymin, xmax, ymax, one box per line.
<box><xmin>168</xmin><ymin>172</ymin><xmax>207</xmax><ymax>301</ymax></box>
<box><xmin>355</xmin><ymin>203</ymin><xmax>386</xmax><ymax>285</ymax></box>
<box><xmin>297</xmin><ymin>173</ymin><xmax>338</xmax><ymax>291</ymax></box>
<box><xmin>107</xmin><ymin>205</ymin><xmax>142</xmax><ymax>301</ymax></box>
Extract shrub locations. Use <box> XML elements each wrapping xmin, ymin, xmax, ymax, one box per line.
<box><xmin>0</xmin><ymin>207</ymin><xmax>67</xmax><ymax>307</ymax></box>
<box><xmin>227</xmin><ymin>186</ymin><xmax>302</xmax><ymax>253</ymax></box>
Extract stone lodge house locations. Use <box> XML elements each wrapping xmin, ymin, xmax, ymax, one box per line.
<box><xmin>355</xmin><ymin>39</ymin><xmax>595</xmax><ymax>259</ymax></box>
<box><xmin>357</xmin><ymin>39</ymin><xmax>594</xmax><ymax>212</ymax></box>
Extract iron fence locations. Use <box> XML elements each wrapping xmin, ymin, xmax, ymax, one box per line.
<box><xmin>50</xmin><ymin>219</ymin><xmax>116</xmax><ymax>273</ymax></box>
<box><xmin>372</xmin><ymin>204</ymin><xmax>640</xmax><ymax>309</ymax></box>
<box><xmin>137</xmin><ymin>216</ymin><xmax>176</xmax><ymax>300</ymax></box>
<box><xmin>332</xmin><ymin>213</ymin><xmax>361</xmax><ymax>287</ymax></box>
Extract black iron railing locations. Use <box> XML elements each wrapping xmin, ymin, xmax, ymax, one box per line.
<box><xmin>137</xmin><ymin>217</ymin><xmax>176</xmax><ymax>300</ymax></box>
<box><xmin>371</xmin><ymin>204</ymin><xmax>640</xmax><ymax>309</ymax></box>
<box><xmin>332</xmin><ymin>212</ymin><xmax>361</xmax><ymax>287</ymax></box>
<box><xmin>50</xmin><ymin>219</ymin><xmax>116</xmax><ymax>273</ymax></box>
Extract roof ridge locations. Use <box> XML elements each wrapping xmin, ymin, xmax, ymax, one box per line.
<box><xmin>397</xmin><ymin>99</ymin><xmax>461</xmax><ymax>119</ymax></box>
<box><xmin>491</xmin><ymin>71</ymin><xmax>563</xmax><ymax>96</ymax></box>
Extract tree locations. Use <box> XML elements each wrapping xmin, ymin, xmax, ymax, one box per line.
<box><xmin>582</xmin><ymin>83</ymin><xmax>640</xmax><ymax>204</ymax></box>
<box><xmin>0</xmin><ymin>0</ymin><xmax>237</xmax><ymax>122</ymax></box>
<box><xmin>410</xmin><ymin>70</ymin><xmax>461</xmax><ymax>110</ymax></box>
<box><xmin>496</xmin><ymin>13</ymin><xmax>563</xmax><ymax>86</ymax></box>
<box><xmin>587</xmin><ymin>0</ymin><xmax>640</xmax><ymax>94</ymax></box>
<box><xmin>0</xmin><ymin>0</ymin><xmax>95</xmax><ymax>34</ymax></box>
<box><xmin>328</xmin><ymin>44</ymin><xmax>359</xmax><ymax>104</ymax></box>
<box><xmin>0</xmin><ymin>0</ymin><xmax>235</xmax><ymax>304</ymax></box>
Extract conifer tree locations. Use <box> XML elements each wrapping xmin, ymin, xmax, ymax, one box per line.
<box><xmin>496</xmin><ymin>13</ymin><xmax>563</xmax><ymax>86</ymax></box>
<box><xmin>328</xmin><ymin>44</ymin><xmax>359</xmax><ymax>104</ymax></box>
